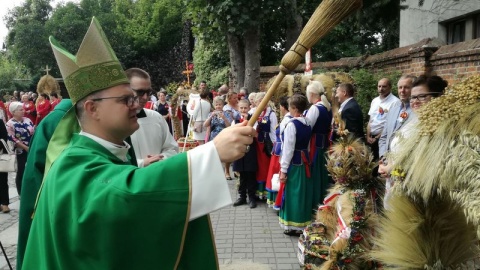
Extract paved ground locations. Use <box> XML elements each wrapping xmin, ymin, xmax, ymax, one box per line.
<box><xmin>214</xmin><ymin>179</ymin><xmax>301</xmax><ymax>270</ymax></box>
<box><xmin>0</xmin><ymin>173</ymin><xmax>301</xmax><ymax>270</ymax></box>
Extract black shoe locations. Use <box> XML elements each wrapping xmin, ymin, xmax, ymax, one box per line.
<box><xmin>249</xmin><ymin>200</ymin><xmax>257</xmax><ymax>209</ymax></box>
<box><xmin>233</xmin><ymin>198</ymin><xmax>247</xmax><ymax>207</ymax></box>
<box><xmin>283</xmin><ymin>230</ymin><xmax>302</xmax><ymax>236</ymax></box>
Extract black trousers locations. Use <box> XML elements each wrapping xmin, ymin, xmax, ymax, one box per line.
<box><xmin>0</xmin><ymin>172</ymin><xmax>8</xmax><ymax>205</ymax></box>
<box><xmin>16</xmin><ymin>151</ymin><xmax>28</xmax><ymax>196</ymax></box>
<box><xmin>238</xmin><ymin>171</ymin><xmax>257</xmax><ymax>201</ymax></box>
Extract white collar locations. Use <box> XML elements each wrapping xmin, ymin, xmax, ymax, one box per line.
<box><xmin>79</xmin><ymin>131</ymin><xmax>131</xmax><ymax>162</ymax></box>
<box><xmin>380</xmin><ymin>92</ymin><xmax>394</xmax><ymax>101</ymax></box>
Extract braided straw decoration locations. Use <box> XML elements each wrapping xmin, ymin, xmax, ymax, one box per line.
<box><xmin>248</xmin><ymin>0</ymin><xmax>363</xmax><ymax>126</ymax></box>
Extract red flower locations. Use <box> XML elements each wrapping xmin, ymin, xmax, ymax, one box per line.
<box><xmin>378</xmin><ymin>107</ymin><xmax>384</xmax><ymax>115</ymax></box>
<box><xmin>352</xmin><ymin>233</ymin><xmax>363</xmax><ymax>242</ymax></box>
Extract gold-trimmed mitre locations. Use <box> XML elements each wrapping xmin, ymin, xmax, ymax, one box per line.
<box><xmin>49</xmin><ymin>17</ymin><xmax>128</xmax><ymax>104</ymax></box>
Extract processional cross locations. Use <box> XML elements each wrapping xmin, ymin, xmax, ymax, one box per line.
<box><xmin>182</xmin><ymin>61</ymin><xmax>193</xmax><ymax>87</ymax></box>
<box><xmin>42</xmin><ymin>65</ymin><xmax>51</xmax><ymax>75</ymax></box>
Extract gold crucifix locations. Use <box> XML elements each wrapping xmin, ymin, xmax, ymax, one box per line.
<box><xmin>182</xmin><ymin>61</ymin><xmax>193</xmax><ymax>87</ymax></box>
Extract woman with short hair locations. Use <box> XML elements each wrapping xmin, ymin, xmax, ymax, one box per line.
<box><xmin>278</xmin><ymin>94</ymin><xmax>312</xmax><ymax>236</ymax></box>
<box><xmin>6</xmin><ymin>102</ymin><xmax>35</xmax><ymax>195</ymax></box>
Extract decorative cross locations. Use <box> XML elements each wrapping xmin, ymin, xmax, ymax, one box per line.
<box><xmin>42</xmin><ymin>65</ymin><xmax>51</xmax><ymax>75</ymax></box>
<box><xmin>182</xmin><ymin>61</ymin><xmax>193</xmax><ymax>87</ymax></box>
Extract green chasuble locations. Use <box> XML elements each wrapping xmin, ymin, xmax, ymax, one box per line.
<box><xmin>23</xmin><ymin>134</ymin><xmax>218</xmax><ymax>270</ymax></box>
<box><xmin>17</xmin><ymin>99</ymin><xmax>73</xmax><ymax>270</ymax></box>
<box><xmin>18</xmin><ymin>100</ymin><xmax>140</xmax><ymax>270</ymax></box>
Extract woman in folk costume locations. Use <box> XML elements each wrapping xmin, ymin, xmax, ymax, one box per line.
<box><xmin>370</xmin><ymin>74</ymin><xmax>480</xmax><ymax>269</ymax></box>
<box><xmin>254</xmin><ymin>92</ymin><xmax>278</xmax><ymax>199</ymax></box>
<box><xmin>304</xmin><ymin>80</ymin><xmax>333</xmax><ymax>212</ymax></box>
<box><xmin>279</xmin><ymin>94</ymin><xmax>312</xmax><ymax>236</ymax></box>
<box><xmin>265</xmin><ymin>96</ymin><xmax>291</xmax><ymax>208</ymax></box>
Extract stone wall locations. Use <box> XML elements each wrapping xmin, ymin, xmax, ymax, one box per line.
<box><xmin>259</xmin><ymin>37</ymin><xmax>480</xmax><ymax>90</ymax></box>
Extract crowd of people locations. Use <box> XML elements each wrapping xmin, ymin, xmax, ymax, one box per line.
<box><xmin>1</xmin><ymin>16</ymin><xmax>457</xmax><ymax>270</ymax></box>
<box><xmin>192</xmin><ymin>73</ymin><xmax>448</xmax><ymax>238</ymax></box>
<box><xmin>0</xmin><ymin>90</ymin><xmax>63</xmax><ymax>214</ymax></box>
<box><xmin>116</xmin><ymin>70</ymin><xmax>447</xmax><ymax>238</ymax></box>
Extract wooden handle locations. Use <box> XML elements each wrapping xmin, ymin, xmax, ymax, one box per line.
<box><xmin>248</xmin><ymin>0</ymin><xmax>362</xmax><ymax>126</ymax></box>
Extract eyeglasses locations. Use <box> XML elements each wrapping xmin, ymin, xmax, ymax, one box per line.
<box><xmin>91</xmin><ymin>95</ymin><xmax>140</xmax><ymax>107</ymax></box>
<box><xmin>409</xmin><ymin>92</ymin><xmax>441</xmax><ymax>103</ymax></box>
<box><xmin>132</xmin><ymin>88</ymin><xmax>153</xmax><ymax>97</ymax></box>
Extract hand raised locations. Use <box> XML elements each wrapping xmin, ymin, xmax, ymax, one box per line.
<box><xmin>213</xmin><ymin>121</ymin><xmax>256</xmax><ymax>163</ymax></box>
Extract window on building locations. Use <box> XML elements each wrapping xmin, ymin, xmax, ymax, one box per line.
<box><xmin>448</xmin><ymin>20</ymin><xmax>466</xmax><ymax>44</ymax></box>
<box><xmin>475</xmin><ymin>14</ymin><xmax>480</xmax><ymax>39</ymax></box>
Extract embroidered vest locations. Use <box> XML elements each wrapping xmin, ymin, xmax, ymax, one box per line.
<box><xmin>282</xmin><ymin>119</ymin><xmax>311</xmax><ymax>166</ymax></box>
<box><xmin>311</xmin><ymin>104</ymin><xmax>332</xmax><ymax>149</ymax></box>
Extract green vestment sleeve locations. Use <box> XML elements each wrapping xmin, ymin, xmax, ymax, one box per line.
<box><xmin>17</xmin><ymin>99</ymin><xmax>72</xmax><ymax>270</ymax></box>
<box><xmin>23</xmin><ymin>135</ymin><xmax>218</xmax><ymax>270</ymax></box>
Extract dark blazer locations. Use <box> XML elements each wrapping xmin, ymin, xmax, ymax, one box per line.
<box><xmin>232</xmin><ymin>114</ymin><xmax>257</xmax><ymax>172</ymax></box>
<box><xmin>340</xmin><ymin>98</ymin><xmax>365</xmax><ymax>140</ymax></box>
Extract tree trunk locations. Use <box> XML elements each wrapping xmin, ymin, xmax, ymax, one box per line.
<box><xmin>285</xmin><ymin>0</ymin><xmax>303</xmax><ymax>52</ymax></box>
<box><xmin>227</xmin><ymin>33</ymin><xmax>245</xmax><ymax>91</ymax></box>
<box><xmin>243</xmin><ymin>26</ymin><xmax>261</xmax><ymax>93</ymax></box>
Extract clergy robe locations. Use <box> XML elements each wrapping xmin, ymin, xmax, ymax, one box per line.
<box><xmin>23</xmin><ymin>134</ymin><xmax>230</xmax><ymax>269</ymax></box>
<box><xmin>130</xmin><ymin>108</ymin><xmax>178</xmax><ymax>167</ymax></box>
<box><xmin>17</xmin><ymin>99</ymin><xmax>72</xmax><ymax>270</ymax></box>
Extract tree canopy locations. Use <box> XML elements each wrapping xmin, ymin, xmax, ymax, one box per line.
<box><xmin>2</xmin><ymin>0</ymin><xmax>403</xmax><ymax>92</ymax></box>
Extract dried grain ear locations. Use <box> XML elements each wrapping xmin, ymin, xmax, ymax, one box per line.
<box><xmin>37</xmin><ymin>75</ymin><xmax>60</xmax><ymax>95</ymax></box>
<box><xmin>370</xmin><ymin>193</ymin><xmax>479</xmax><ymax>269</ymax></box>
<box><xmin>248</xmin><ymin>0</ymin><xmax>362</xmax><ymax>127</ymax></box>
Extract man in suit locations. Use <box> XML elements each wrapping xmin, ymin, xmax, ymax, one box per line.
<box><xmin>378</xmin><ymin>75</ymin><xmax>416</xmax><ymax>159</ymax></box>
<box><xmin>333</xmin><ymin>83</ymin><xmax>364</xmax><ymax>141</ymax></box>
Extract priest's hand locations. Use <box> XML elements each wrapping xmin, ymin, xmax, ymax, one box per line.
<box><xmin>213</xmin><ymin>121</ymin><xmax>256</xmax><ymax>163</ymax></box>
<box><xmin>144</xmin><ymin>154</ymin><xmax>164</xmax><ymax>167</ymax></box>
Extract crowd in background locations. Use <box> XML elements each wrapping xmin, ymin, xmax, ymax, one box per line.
<box><xmin>0</xmin><ymin>73</ymin><xmax>448</xmax><ymax>236</ymax></box>
<box><xmin>181</xmin><ymin>74</ymin><xmax>448</xmax><ymax>236</ymax></box>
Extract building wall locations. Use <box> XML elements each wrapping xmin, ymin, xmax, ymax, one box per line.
<box><xmin>400</xmin><ymin>0</ymin><xmax>480</xmax><ymax>47</ymax></box>
<box><xmin>259</xmin><ymin>38</ymin><xmax>480</xmax><ymax>89</ymax></box>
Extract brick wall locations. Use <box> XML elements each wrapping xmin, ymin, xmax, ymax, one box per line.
<box><xmin>259</xmin><ymin>37</ymin><xmax>480</xmax><ymax>89</ymax></box>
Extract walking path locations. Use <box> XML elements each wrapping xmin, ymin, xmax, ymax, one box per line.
<box><xmin>214</xmin><ymin>180</ymin><xmax>301</xmax><ymax>270</ymax></box>
<box><xmin>0</xmin><ymin>174</ymin><xmax>301</xmax><ymax>270</ymax></box>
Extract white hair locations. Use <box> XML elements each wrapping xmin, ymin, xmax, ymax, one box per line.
<box><xmin>254</xmin><ymin>92</ymin><xmax>266</xmax><ymax>103</ymax></box>
<box><xmin>306</xmin><ymin>80</ymin><xmax>331</xmax><ymax>111</ymax></box>
<box><xmin>9</xmin><ymin>101</ymin><xmax>23</xmax><ymax>114</ymax></box>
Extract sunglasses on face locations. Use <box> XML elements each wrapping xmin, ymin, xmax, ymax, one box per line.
<box><xmin>132</xmin><ymin>89</ymin><xmax>153</xmax><ymax>97</ymax></box>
